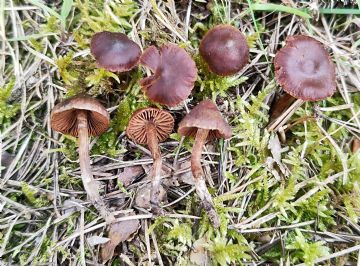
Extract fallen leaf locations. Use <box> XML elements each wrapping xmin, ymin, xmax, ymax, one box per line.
<box><xmin>268</xmin><ymin>134</ymin><xmax>288</xmax><ymax>176</ymax></box>
<box><xmin>175</xmin><ymin>160</ymin><xmax>194</xmax><ymax>185</ymax></box>
<box><xmin>268</xmin><ymin>134</ymin><xmax>282</xmax><ymax>163</ymax></box>
<box><xmin>352</xmin><ymin>138</ymin><xmax>360</xmax><ymax>153</ymax></box>
<box><xmin>118</xmin><ymin>165</ymin><xmax>144</xmax><ymax>187</ymax></box>
<box><xmin>87</xmin><ymin>235</ymin><xmax>110</xmax><ymax>246</ymax></box>
<box><xmin>100</xmin><ymin>215</ymin><xmax>140</xmax><ymax>263</ymax></box>
<box><xmin>1</xmin><ymin>151</ymin><xmax>15</xmax><ymax>175</ymax></box>
<box><xmin>190</xmin><ymin>238</ymin><xmax>210</xmax><ymax>266</ymax></box>
<box><xmin>134</xmin><ymin>184</ymin><xmax>167</xmax><ymax>209</ymax></box>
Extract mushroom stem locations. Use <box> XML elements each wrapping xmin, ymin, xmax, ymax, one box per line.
<box><xmin>77</xmin><ymin>111</ymin><xmax>115</xmax><ymax>224</ymax></box>
<box><xmin>269</xmin><ymin>93</ymin><xmax>296</xmax><ymax>122</ymax></box>
<box><xmin>191</xmin><ymin>128</ymin><xmax>220</xmax><ymax>228</ymax></box>
<box><xmin>145</xmin><ymin>122</ymin><xmax>163</xmax><ymax>212</ymax></box>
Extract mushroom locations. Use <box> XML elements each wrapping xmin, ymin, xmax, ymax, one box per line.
<box><xmin>269</xmin><ymin>35</ymin><xmax>336</xmax><ymax>131</ymax></box>
<box><xmin>199</xmin><ymin>24</ymin><xmax>249</xmax><ymax>76</ymax></box>
<box><xmin>90</xmin><ymin>31</ymin><xmax>141</xmax><ymax>72</ymax></box>
<box><xmin>139</xmin><ymin>44</ymin><xmax>197</xmax><ymax>106</ymax></box>
<box><xmin>51</xmin><ymin>95</ymin><xmax>115</xmax><ymax>223</ymax></box>
<box><xmin>126</xmin><ymin>107</ymin><xmax>174</xmax><ymax>211</ymax></box>
<box><xmin>178</xmin><ymin>100</ymin><xmax>232</xmax><ymax>228</ymax></box>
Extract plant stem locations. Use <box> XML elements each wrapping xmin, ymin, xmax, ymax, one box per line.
<box><xmin>191</xmin><ymin>128</ymin><xmax>220</xmax><ymax>228</ymax></box>
<box><xmin>146</xmin><ymin>122</ymin><xmax>163</xmax><ymax>213</ymax></box>
<box><xmin>77</xmin><ymin>111</ymin><xmax>115</xmax><ymax>224</ymax></box>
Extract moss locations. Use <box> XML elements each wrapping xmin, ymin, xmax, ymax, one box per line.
<box><xmin>20</xmin><ymin>182</ymin><xmax>50</xmax><ymax>208</ymax></box>
<box><xmin>0</xmin><ymin>78</ymin><xmax>20</xmax><ymax>130</ymax></box>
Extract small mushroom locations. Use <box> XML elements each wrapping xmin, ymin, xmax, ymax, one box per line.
<box><xmin>199</xmin><ymin>24</ymin><xmax>249</xmax><ymax>76</ymax></box>
<box><xmin>51</xmin><ymin>95</ymin><xmax>114</xmax><ymax>223</ymax></box>
<box><xmin>178</xmin><ymin>100</ymin><xmax>232</xmax><ymax>228</ymax></box>
<box><xmin>269</xmin><ymin>35</ymin><xmax>336</xmax><ymax>130</ymax></box>
<box><xmin>126</xmin><ymin>107</ymin><xmax>174</xmax><ymax>211</ymax></box>
<box><xmin>90</xmin><ymin>31</ymin><xmax>141</xmax><ymax>72</ymax></box>
<box><xmin>139</xmin><ymin>44</ymin><xmax>197</xmax><ymax>106</ymax></box>
<box><xmin>274</xmin><ymin>35</ymin><xmax>336</xmax><ymax>101</ymax></box>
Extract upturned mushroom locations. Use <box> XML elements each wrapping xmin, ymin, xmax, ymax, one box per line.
<box><xmin>90</xmin><ymin>31</ymin><xmax>141</xmax><ymax>72</ymax></box>
<box><xmin>269</xmin><ymin>35</ymin><xmax>336</xmax><ymax>131</ymax></box>
<box><xmin>199</xmin><ymin>24</ymin><xmax>249</xmax><ymax>76</ymax></box>
<box><xmin>126</xmin><ymin>107</ymin><xmax>174</xmax><ymax>211</ymax></box>
<box><xmin>139</xmin><ymin>44</ymin><xmax>197</xmax><ymax>106</ymax></box>
<box><xmin>178</xmin><ymin>100</ymin><xmax>232</xmax><ymax>228</ymax></box>
<box><xmin>51</xmin><ymin>95</ymin><xmax>115</xmax><ymax>223</ymax></box>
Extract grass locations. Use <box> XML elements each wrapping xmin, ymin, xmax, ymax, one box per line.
<box><xmin>1</xmin><ymin>0</ymin><xmax>360</xmax><ymax>265</ymax></box>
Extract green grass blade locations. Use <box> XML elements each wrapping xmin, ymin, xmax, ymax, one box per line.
<box><xmin>27</xmin><ymin>0</ymin><xmax>61</xmax><ymax>20</ymax></box>
<box><xmin>318</xmin><ymin>8</ymin><xmax>360</xmax><ymax>15</ymax></box>
<box><xmin>250</xmin><ymin>3</ymin><xmax>311</xmax><ymax>19</ymax></box>
<box><xmin>8</xmin><ymin>33</ymin><xmax>56</xmax><ymax>42</ymax></box>
<box><xmin>60</xmin><ymin>0</ymin><xmax>73</xmax><ymax>27</ymax></box>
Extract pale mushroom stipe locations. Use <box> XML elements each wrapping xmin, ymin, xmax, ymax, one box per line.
<box><xmin>178</xmin><ymin>100</ymin><xmax>232</xmax><ymax>228</ymax></box>
<box><xmin>126</xmin><ymin>107</ymin><xmax>174</xmax><ymax>212</ymax></box>
<box><xmin>51</xmin><ymin>95</ymin><xmax>115</xmax><ymax>223</ymax></box>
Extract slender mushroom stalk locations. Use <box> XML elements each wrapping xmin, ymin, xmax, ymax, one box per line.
<box><xmin>51</xmin><ymin>95</ymin><xmax>115</xmax><ymax>224</ymax></box>
<box><xmin>77</xmin><ymin>111</ymin><xmax>114</xmax><ymax>223</ymax></box>
<box><xmin>178</xmin><ymin>100</ymin><xmax>232</xmax><ymax>228</ymax></box>
<box><xmin>126</xmin><ymin>108</ymin><xmax>174</xmax><ymax>212</ymax></box>
<box><xmin>145</xmin><ymin>122</ymin><xmax>162</xmax><ymax>207</ymax></box>
<box><xmin>190</xmin><ymin>128</ymin><xmax>220</xmax><ymax>227</ymax></box>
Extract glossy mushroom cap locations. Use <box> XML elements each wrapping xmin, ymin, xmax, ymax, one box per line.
<box><xmin>139</xmin><ymin>44</ymin><xmax>197</xmax><ymax>106</ymax></box>
<box><xmin>126</xmin><ymin>107</ymin><xmax>174</xmax><ymax>145</ymax></box>
<box><xmin>199</xmin><ymin>25</ymin><xmax>249</xmax><ymax>76</ymax></box>
<box><xmin>90</xmin><ymin>31</ymin><xmax>141</xmax><ymax>72</ymax></box>
<box><xmin>274</xmin><ymin>35</ymin><xmax>336</xmax><ymax>101</ymax></box>
<box><xmin>51</xmin><ymin>95</ymin><xmax>110</xmax><ymax>137</ymax></box>
<box><xmin>178</xmin><ymin>100</ymin><xmax>232</xmax><ymax>141</ymax></box>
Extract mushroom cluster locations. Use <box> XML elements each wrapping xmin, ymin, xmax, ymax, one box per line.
<box><xmin>51</xmin><ymin>26</ymin><xmax>336</xmax><ymax>229</ymax></box>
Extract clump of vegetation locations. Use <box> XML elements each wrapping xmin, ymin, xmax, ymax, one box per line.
<box><xmin>2</xmin><ymin>0</ymin><xmax>360</xmax><ymax>265</ymax></box>
<box><xmin>0</xmin><ymin>78</ymin><xmax>20</xmax><ymax>130</ymax></box>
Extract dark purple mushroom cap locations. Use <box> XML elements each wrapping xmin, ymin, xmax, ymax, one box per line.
<box><xmin>178</xmin><ymin>100</ymin><xmax>232</xmax><ymax>141</ymax></box>
<box><xmin>274</xmin><ymin>35</ymin><xmax>336</xmax><ymax>101</ymax></box>
<box><xmin>90</xmin><ymin>31</ymin><xmax>141</xmax><ymax>72</ymax></box>
<box><xmin>139</xmin><ymin>44</ymin><xmax>197</xmax><ymax>107</ymax></box>
<box><xmin>51</xmin><ymin>95</ymin><xmax>110</xmax><ymax>137</ymax></box>
<box><xmin>199</xmin><ymin>25</ymin><xmax>249</xmax><ymax>76</ymax></box>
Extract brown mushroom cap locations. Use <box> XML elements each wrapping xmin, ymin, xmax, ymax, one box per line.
<box><xmin>178</xmin><ymin>100</ymin><xmax>232</xmax><ymax>141</ymax></box>
<box><xmin>126</xmin><ymin>107</ymin><xmax>174</xmax><ymax>145</ymax></box>
<box><xmin>51</xmin><ymin>95</ymin><xmax>110</xmax><ymax>137</ymax></box>
<box><xmin>274</xmin><ymin>35</ymin><xmax>336</xmax><ymax>101</ymax></box>
<box><xmin>90</xmin><ymin>31</ymin><xmax>141</xmax><ymax>72</ymax></box>
<box><xmin>139</xmin><ymin>44</ymin><xmax>197</xmax><ymax>106</ymax></box>
<box><xmin>199</xmin><ymin>25</ymin><xmax>249</xmax><ymax>76</ymax></box>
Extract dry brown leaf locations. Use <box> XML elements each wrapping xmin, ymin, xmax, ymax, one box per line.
<box><xmin>1</xmin><ymin>151</ymin><xmax>15</xmax><ymax>175</ymax></box>
<box><xmin>100</xmin><ymin>216</ymin><xmax>140</xmax><ymax>263</ymax></box>
<box><xmin>352</xmin><ymin>138</ymin><xmax>360</xmax><ymax>153</ymax></box>
<box><xmin>190</xmin><ymin>238</ymin><xmax>210</xmax><ymax>266</ymax></box>
<box><xmin>118</xmin><ymin>165</ymin><xmax>144</xmax><ymax>187</ymax></box>
<box><xmin>175</xmin><ymin>160</ymin><xmax>194</xmax><ymax>185</ymax></box>
<box><xmin>134</xmin><ymin>184</ymin><xmax>167</xmax><ymax>209</ymax></box>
